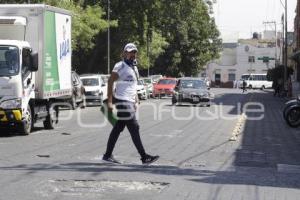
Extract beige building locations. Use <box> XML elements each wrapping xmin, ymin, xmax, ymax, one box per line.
<box><xmin>204</xmin><ymin>33</ymin><xmax>279</xmax><ymax>87</ymax></box>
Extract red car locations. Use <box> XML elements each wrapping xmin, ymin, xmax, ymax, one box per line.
<box><xmin>152</xmin><ymin>78</ymin><xmax>177</xmax><ymax>98</ymax></box>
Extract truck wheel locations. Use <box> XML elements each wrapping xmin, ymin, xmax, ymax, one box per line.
<box><xmin>20</xmin><ymin>106</ymin><xmax>33</xmax><ymax>135</ymax></box>
<box><xmin>43</xmin><ymin>105</ymin><xmax>58</xmax><ymax>129</ymax></box>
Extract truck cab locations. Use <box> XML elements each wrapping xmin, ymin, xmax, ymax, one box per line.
<box><xmin>0</xmin><ymin>40</ymin><xmax>38</xmax><ymax>134</ymax></box>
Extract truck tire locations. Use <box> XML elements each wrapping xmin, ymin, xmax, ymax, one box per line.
<box><xmin>43</xmin><ymin>105</ymin><xmax>58</xmax><ymax>129</ymax></box>
<box><xmin>20</xmin><ymin>106</ymin><xmax>33</xmax><ymax>135</ymax></box>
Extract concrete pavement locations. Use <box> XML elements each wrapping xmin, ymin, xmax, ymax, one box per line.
<box><xmin>0</xmin><ymin>88</ymin><xmax>300</xmax><ymax>200</ymax></box>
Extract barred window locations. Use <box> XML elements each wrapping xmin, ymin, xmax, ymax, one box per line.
<box><xmin>228</xmin><ymin>73</ymin><xmax>236</xmax><ymax>81</ymax></box>
<box><xmin>248</xmin><ymin>56</ymin><xmax>255</xmax><ymax>63</ymax></box>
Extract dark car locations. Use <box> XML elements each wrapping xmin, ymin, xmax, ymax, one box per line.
<box><xmin>70</xmin><ymin>71</ymin><xmax>86</xmax><ymax>109</ymax></box>
<box><xmin>172</xmin><ymin>77</ymin><xmax>210</xmax><ymax>106</ymax></box>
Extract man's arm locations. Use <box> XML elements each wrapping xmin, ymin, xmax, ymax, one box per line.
<box><xmin>107</xmin><ymin>72</ymin><xmax>119</xmax><ymax>111</ymax></box>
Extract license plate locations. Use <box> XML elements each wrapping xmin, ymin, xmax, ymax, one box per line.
<box><xmin>192</xmin><ymin>97</ymin><xmax>199</xmax><ymax>102</ymax></box>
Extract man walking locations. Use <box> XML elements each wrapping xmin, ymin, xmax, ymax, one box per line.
<box><xmin>102</xmin><ymin>43</ymin><xmax>159</xmax><ymax>164</ymax></box>
<box><xmin>242</xmin><ymin>79</ymin><xmax>247</xmax><ymax>93</ymax></box>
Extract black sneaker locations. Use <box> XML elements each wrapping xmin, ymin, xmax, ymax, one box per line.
<box><xmin>141</xmin><ymin>154</ymin><xmax>159</xmax><ymax>165</ymax></box>
<box><xmin>102</xmin><ymin>155</ymin><xmax>121</xmax><ymax>164</ymax></box>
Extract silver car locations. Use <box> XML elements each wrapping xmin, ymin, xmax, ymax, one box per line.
<box><xmin>172</xmin><ymin>77</ymin><xmax>210</xmax><ymax>106</ymax></box>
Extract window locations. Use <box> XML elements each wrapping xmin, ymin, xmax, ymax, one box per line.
<box><xmin>228</xmin><ymin>73</ymin><xmax>236</xmax><ymax>81</ymax></box>
<box><xmin>248</xmin><ymin>56</ymin><xmax>255</xmax><ymax>63</ymax></box>
<box><xmin>22</xmin><ymin>48</ymin><xmax>31</xmax><ymax>78</ymax></box>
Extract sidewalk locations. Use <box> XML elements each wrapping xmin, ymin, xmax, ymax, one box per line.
<box><xmin>236</xmin><ymin>90</ymin><xmax>300</xmax><ymax>168</ymax></box>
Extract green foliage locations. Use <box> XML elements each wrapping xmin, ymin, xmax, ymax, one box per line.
<box><xmin>267</xmin><ymin>65</ymin><xmax>294</xmax><ymax>81</ymax></box>
<box><xmin>137</xmin><ymin>31</ymin><xmax>169</xmax><ymax>70</ymax></box>
<box><xmin>153</xmin><ymin>0</ymin><xmax>222</xmax><ymax>76</ymax></box>
<box><xmin>2</xmin><ymin>0</ymin><xmax>222</xmax><ymax>76</ymax></box>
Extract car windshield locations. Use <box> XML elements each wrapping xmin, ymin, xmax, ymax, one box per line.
<box><xmin>143</xmin><ymin>78</ymin><xmax>152</xmax><ymax>84</ymax></box>
<box><xmin>101</xmin><ymin>75</ymin><xmax>109</xmax><ymax>83</ymax></box>
<box><xmin>138</xmin><ymin>80</ymin><xmax>144</xmax><ymax>85</ymax></box>
<box><xmin>81</xmin><ymin>78</ymin><xmax>99</xmax><ymax>86</ymax></box>
<box><xmin>158</xmin><ymin>79</ymin><xmax>176</xmax><ymax>85</ymax></box>
<box><xmin>0</xmin><ymin>46</ymin><xmax>19</xmax><ymax>76</ymax></box>
<box><xmin>181</xmin><ymin>80</ymin><xmax>206</xmax><ymax>89</ymax></box>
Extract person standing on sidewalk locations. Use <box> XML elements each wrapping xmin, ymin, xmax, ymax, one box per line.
<box><xmin>242</xmin><ymin>79</ymin><xmax>247</xmax><ymax>93</ymax></box>
<box><xmin>102</xmin><ymin>43</ymin><xmax>159</xmax><ymax>164</ymax></box>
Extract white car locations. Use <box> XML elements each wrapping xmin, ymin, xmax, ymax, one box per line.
<box><xmin>137</xmin><ymin>80</ymin><xmax>147</xmax><ymax>100</ymax></box>
<box><xmin>80</xmin><ymin>74</ymin><xmax>107</xmax><ymax>106</ymax></box>
<box><xmin>141</xmin><ymin>77</ymin><xmax>154</xmax><ymax>98</ymax></box>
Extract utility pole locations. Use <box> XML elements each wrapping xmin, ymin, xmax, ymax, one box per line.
<box><xmin>147</xmin><ymin>34</ymin><xmax>150</xmax><ymax>77</ymax></box>
<box><xmin>107</xmin><ymin>0</ymin><xmax>110</xmax><ymax>74</ymax></box>
<box><xmin>284</xmin><ymin>0</ymin><xmax>288</xmax><ymax>90</ymax></box>
<box><xmin>263</xmin><ymin>21</ymin><xmax>277</xmax><ymax>66</ymax></box>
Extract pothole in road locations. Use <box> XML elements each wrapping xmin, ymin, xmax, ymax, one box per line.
<box><xmin>40</xmin><ymin>179</ymin><xmax>169</xmax><ymax>198</ymax></box>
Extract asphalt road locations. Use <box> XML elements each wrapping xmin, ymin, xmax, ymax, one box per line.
<box><xmin>0</xmin><ymin>88</ymin><xmax>300</xmax><ymax>200</ymax></box>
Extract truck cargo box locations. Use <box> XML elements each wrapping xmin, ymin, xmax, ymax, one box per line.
<box><xmin>0</xmin><ymin>4</ymin><xmax>72</xmax><ymax>99</ymax></box>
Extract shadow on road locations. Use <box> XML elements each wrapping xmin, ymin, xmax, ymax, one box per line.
<box><xmin>0</xmin><ymin>160</ymin><xmax>299</xmax><ymax>189</ymax></box>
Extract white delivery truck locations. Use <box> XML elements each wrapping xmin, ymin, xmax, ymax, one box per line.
<box><xmin>0</xmin><ymin>4</ymin><xmax>72</xmax><ymax>135</ymax></box>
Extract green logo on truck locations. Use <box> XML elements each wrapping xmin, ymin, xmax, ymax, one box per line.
<box><xmin>44</xmin><ymin>11</ymin><xmax>60</xmax><ymax>92</ymax></box>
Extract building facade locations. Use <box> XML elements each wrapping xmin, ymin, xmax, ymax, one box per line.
<box><xmin>205</xmin><ymin>35</ymin><xmax>278</xmax><ymax>88</ymax></box>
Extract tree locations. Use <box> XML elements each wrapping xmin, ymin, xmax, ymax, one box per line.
<box><xmin>267</xmin><ymin>65</ymin><xmax>293</xmax><ymax>82</ymax></box>
<box><xmin>2</xmin><ymin>0</ymin><xmax>114</xmax><ymax>72</ymax></box>
<box><xmin>153</xmin><ymin>0</ymin><xmax>222</xmax><ymax>76</ymax></box>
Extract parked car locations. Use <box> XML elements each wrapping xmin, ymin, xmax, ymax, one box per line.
<box><xmin>172</xmin><ymin>77</ymin><xmax>210</xmax><ymax>106</ymax></box>
<box><xmin>69</xmin><ymin>71</ymin><xmax>86</xmax><ymax>109</ymax></box>
<box><xmin>200</xmin><ymin>77</ymin><xmax>211</xmax><ymax>89</ymax></box>
<box><xmin>150</xmin><ymin>74</ymin><xmax>163</xmax><ymax>83</ymax></box>
<box><xmin>100</xmin><ymin>74</ymin><xmax>110</xmax><ymax>84</ymax></box>
<box><xmin>140</xmin><ymin>77</ymin><xmax>154</xmax><ymax>98</ymax></box>
<box><xmin>80</xmin><ymin>74</ymin><xmax>106</xmax><ymax>106</ymax></box>
<box><xmin>152</xmin><ymin>77</ymin><xmax>177</xmax><ymax>98</ymax></box>
<box><xmin>137</xmin><ymin>79</ymin><xmax>147</xmax><ymax>100</ymax></box>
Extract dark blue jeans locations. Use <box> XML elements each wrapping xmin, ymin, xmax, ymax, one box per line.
<box><xmin>104</xmin><ymin>99</ymin><xmax>146</xmax><ymax>158</ymax></box>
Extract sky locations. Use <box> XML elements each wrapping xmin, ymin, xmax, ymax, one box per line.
<box><xmin>212</xmin><ymin>0</ymin><xmax>297</xmax><ymax>42</ymax></box>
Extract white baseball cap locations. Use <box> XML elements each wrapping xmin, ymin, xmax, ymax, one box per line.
<box><xmin>123</xmin><ymin>43</ymin><xmax>138</xmax><ymax>52</ymax></box>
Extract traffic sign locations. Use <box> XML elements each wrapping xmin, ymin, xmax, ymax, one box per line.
<box><xmin>257</xmin><ymin>56</ymin><xmax>275</xmax><ymax>63</ymax></box>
